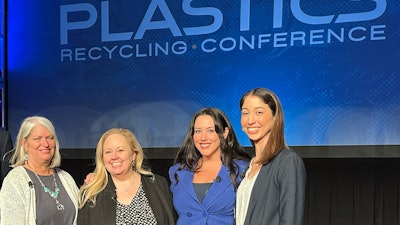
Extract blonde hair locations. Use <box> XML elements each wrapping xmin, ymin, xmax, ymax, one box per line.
<box><xmin>78</xmin><ymin>128</ymin><xmax>153</xmax><ymax>208</ymax></box>
<box><xmin>11</xmin><ymin>116</ymin><xmax>61</xmax><ymax>168</ymax></box>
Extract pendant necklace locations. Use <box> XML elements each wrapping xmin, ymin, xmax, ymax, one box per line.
<box><xmin>33</xmin><ymin>170</ymin><xmax>65</xmax><ymax>211</ymax></box>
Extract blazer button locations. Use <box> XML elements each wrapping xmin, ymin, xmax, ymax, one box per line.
<box><xmin>202</xmin><ymin>212</ymin><xmax>207</xmax><ymax>217</ymax></box>
<box><xmin>187</xmin><ymin>212</ymin><xmax>192</xmax><ymax>217</ymax></box>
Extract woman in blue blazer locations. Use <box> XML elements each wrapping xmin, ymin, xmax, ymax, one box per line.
<box><xmin>235</xmin><ymin>88</ymin><xmax>306</xmax><ymax>225</ymax></box>
<box><xmin>169</xmin><ymin>108</ymin><xmax>250</xmax><ymax>225</ymax></box>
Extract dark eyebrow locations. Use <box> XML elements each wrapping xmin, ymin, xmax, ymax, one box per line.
<box><xmin>194</xmin><ymin>126</ymin><xmax>214</xmax><ymax>130</ymax></box>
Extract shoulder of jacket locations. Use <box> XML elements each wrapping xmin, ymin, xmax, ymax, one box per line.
<box><xmin>142</xmin><ymin>173</ymin><xmax>166</xmax><ymax>183</ymax></box>
<box><xmin>235</xmin><ymin>159</ymin><xmax>250</xmax><ymax>165</ymax></box>
<box><xmin>56</xmin><ymin>168</ymin><xmax>75</xmax><ymax>180</ymax></box>
<box><xmin>168</xmin><ymin>163</ymin><xmax>180</xmax><ymax>173</ymax></box>
<box><xmin>6</xmin><ymin>166</ymin><xmax>27</xmax><ymax>178</ymax></box>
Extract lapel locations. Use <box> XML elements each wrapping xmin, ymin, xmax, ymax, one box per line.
<box><xmin>175</xmin><ymin>165</ymin><xmax>232</xmax><ymax>208</ymax></box>
<box><xmin>201</xmin><ymin>165</ymin><xmax>231</xmax><ymax>208</ymax></box>
<box><xmin>101</xmin><ymin>174</ymin><xmax>118</xmax><ymax>225</ymax></box>
<box><xmin>175</xmin><ymin>169</ymin><xmax>199</xmax><ymax>202</ymax></box>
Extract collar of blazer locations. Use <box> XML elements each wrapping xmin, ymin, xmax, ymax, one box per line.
<box><xmin>176</xmin><ymin>165</ymin><xmax>231</xmax><ymax>206</ymax></box>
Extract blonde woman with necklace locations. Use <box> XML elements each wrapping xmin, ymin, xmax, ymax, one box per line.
<box><xmin>0</xmin><ymin>116</ymin><xmax>79</xmax><ymax>225</ymax></box>
<box><xmin>78</xmin><ymin>128</ymin><xmax>176</xmax><ymax>225</ymax></box>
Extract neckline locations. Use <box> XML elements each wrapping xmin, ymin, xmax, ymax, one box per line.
<box><xmin>25</xmin><ymin>167</ymin><xmax>65</xmax><ymax>210</ymax></box>
<box><xmin>24</xmin><ymin>163</ymin><xmax>54</xmax><ymax>176</ymax></box>
<box><xmin>193</xmin><ymin>182</ymin><xmax>213</xmax><ymax>185</ymax></box>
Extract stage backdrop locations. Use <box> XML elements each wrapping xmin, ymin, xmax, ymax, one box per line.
<box><xmin>6</xmin><ymin>0</ymin><xmax>400</xmax><ymax>148</ymax></box>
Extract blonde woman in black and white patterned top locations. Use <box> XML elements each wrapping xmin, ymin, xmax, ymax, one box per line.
<box><xmin>77</xmin><ymin>128</ymin><xmax>176</xmax><ymax>225</ymax></box>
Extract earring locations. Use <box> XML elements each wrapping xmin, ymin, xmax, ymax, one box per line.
<box><xmin>24</xmin><ymin>154</ymin><xmax>29</xmax><ymax>164</ymax></box>
<box><xmin>132</xmin><ymin>160</ymin><xmax>136</xmax><ymax>171</ymax></box>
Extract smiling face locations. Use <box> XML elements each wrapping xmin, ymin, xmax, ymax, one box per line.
<box><xmin>23</xmin><ymin>125</ymin><xmax>55</xmax><ymax>166</ymax></box>
<box><xmin>102</xmin><ymin>133</ymin><xmax>136</xmax><ymax>177</ymax></box>
<box><xmin>240</xmin><ymin>95</ymin><xmax>275</xmax><ymax>146</ymax></box>
<box><xmin>193</xmin><ymin>115</ymin><xmax>226</xmax><ymax>160</ymax></box>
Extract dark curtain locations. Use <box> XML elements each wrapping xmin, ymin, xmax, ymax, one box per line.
<box><xmin>0</xmin><ymin>130</ymin><xmax>13</xmax><ymax>188</ymax></box>
<box><xmin>304</xmin><ymin>158</ymin><xmax>400</xmax><ymax>225</ymax></box>
<box><xmin>60</xmin><ymin>157</ymin><xmax>400</xmax><ymax>225</ymax></box>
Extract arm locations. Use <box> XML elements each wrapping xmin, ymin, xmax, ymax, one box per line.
<box><xmin>168</xmin><ymin>164</ymin><xmax>178</xmax><ymax>188</ymax></box>
<box><xmin>77</xmin><ymin>204</ymin><xmax>89</xmax><ymax>225</ymax></box>
<box><xmin>0</xmin><ymin>169</ymin><xmax>32</xmax><ymax>225</ymax></box>
<box><xmin>278</xmin><ymin>153</ymin><xmax>307</xmax><ymax>225</ymax></box>
<box><xmin>235</xmin><ymin>159</ymin><xmax>250</xmax><ymax>184</ymax></box>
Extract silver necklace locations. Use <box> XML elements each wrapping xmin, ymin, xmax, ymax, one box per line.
<box><xmin>33</xmin><ymin>171</ymin><xmax>65</xmax><ymax>210</ymax></box>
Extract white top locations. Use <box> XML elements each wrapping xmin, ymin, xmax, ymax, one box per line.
<box><xmin>235</xmin><ymin>161</ymin><xmax>260</xmax><ymax>225</ymax></box>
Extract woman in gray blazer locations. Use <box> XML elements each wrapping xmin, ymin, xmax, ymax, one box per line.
<box><xmin>235</xmin><ymin>88</ymin><xmax>306</xmax><ymax>225</ymax></box>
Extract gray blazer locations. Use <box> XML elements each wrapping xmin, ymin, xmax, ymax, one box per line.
<box><xmin>242</xmin><ymin>149</ymin><xmax>306</xmax><ymax>225</ymax></box>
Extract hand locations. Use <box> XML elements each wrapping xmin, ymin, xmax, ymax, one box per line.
<box><xmin>84</xmin><ymin>172</ymin><xmax>95</xmax><ymax>184</ymax></box>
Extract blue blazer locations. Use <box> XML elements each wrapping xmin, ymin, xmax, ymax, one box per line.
<box><xmin>169</xmin><ymin>160</ymin><xmax>248</xmax><ymax>225</ymax></box>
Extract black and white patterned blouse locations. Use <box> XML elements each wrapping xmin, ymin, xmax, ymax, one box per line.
<box><xmin>116</xmin><ymin>183</ymin><xmax>157</xmax><ymax>225</ymax></box>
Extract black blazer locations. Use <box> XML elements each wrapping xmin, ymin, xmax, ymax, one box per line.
<box><xmin>78</xmin><ymin>173</ymin><xmax>176</xmax><ymax>225</ymax></box>
<box><xmin>0</xmin><ymin>131</ymin><xmax>13</xmax><ymax>188</ymax></box>
<box><xmin>242</xmin><ymin>149</ymin><xmax>306</xmax><ymax>225</ymax></box>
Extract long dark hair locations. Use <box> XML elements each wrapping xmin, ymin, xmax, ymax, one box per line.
<box><xmin>240</xmin><ymin>88</ymin><xmax>288</xmax><ymax>164</ymax></box>
<box><xmin>173</xmin><ymin>108</ymin><xmax>250</xmax><ymax>189</ymax></box>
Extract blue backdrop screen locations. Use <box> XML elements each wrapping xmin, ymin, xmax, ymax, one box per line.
<box><xmin>7</xmin><ymin>0</ymin><xmax>400</xmax><ymax>148</ymax></box>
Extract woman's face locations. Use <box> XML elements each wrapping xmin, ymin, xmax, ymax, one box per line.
<box><xmin>240</xmin><ymin>95</ymin><xmax>275</xmax><ymax>145</ymax></box>
<box><xmin>193</xmin><ymin>115</ymin><xmax>225</xmax><ymax>160</ymax></box>
<box><xmin>23</xmin><ymin>125</ymin><xmax>55</xmax><ymax>165</ymax></box>
<box><xmin>102</xmin><ymin>133</ymin><xmax>135</xmax><ymax>177</ymax></box>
